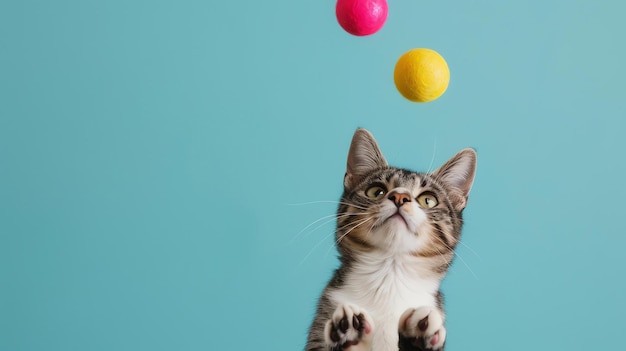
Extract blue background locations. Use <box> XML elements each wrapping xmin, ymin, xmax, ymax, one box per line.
<box><xmin>1</xmin><ymin>0</ymin><xmax>625</xmax><ymax>350</ymax></box>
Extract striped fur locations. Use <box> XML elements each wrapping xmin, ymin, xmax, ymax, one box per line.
<box><xmin>306</xmin><ymin>129</ymin><xmax>476</xmax><ymax>351</ymax></box>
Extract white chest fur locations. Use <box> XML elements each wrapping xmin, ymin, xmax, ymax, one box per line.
<box><xmin>329</xmin><ymin>253</ymin><xmax>440</xmax><ymax>351</ymax></box>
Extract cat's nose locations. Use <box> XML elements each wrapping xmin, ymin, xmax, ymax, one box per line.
<box><xmin>388</xmin><ymin>191</ymin><xmax>411</xmax><ymax>207</ymax></box>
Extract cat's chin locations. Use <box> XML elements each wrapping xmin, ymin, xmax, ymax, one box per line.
<box><xmin>368</xmin><ymin>221</ymin><xmax>426</xmax><ymax>254</ymax></box>
<box><xmin>384</xmin><ymin>213</ymin><xmax>408</xmax><ymax>228</ymax></box>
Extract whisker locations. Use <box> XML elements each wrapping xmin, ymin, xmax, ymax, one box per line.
<box><xmin>336</xmin><ymin>217</ymin><xmax>372</xmax><ymax>245</ymax></box>
<box><xmin>334</xmin><ymin>215</ymin><xmax>371</xmax><ymax>234</ymax></box>
<box><xmin>324</xmin><ymin>242</ymin><xmax>337</xmax><ymax>259</ymax></box>
<box><xmin>325</xmin><ymin>217</ymin><xmax>377</xmax><ymax>259</ymax></box>
<box><xmin>290</xmin><ymin>212</ymin><xmax>358</xmax><ymax>243</ymax></box>
<box><xmin>299</xmin><ymin>213</ymin><xmax>364</xmax><ymax>241</ymax></box>
<box><xmin>339</xmin><ymin>203</ymin><xmax>370</xmax><ymax>210</ymax></box>
<box><xmin>426</xmin><ymin>137</ymin><xmax>438</xmax><ymax>174</ymax></box>
<box><xmin>298</xmin><ymin>229</ymin><xmax>336</xmax><ymax>265</ymax></box>
<box><xmin>298</xmin><ymin>214</ymin><xmax>370</xmax><ymax>265</ymax></box>
<box><xmin>431</xmin><ymin>234</ymin><xmax>479</xmax><ymax>280</ymax></box>
<box><xmin>430</xmin><ymin>242</ymin><xmax>451</xmax><ymax>269</ymax></box>
<box><xmin>287</xmin><ymin>200</ymin><xmax>338</xmax><ymax>206</ymax></box>
<box><xmin>287</xmin><ymin>200</ymin><xmax>369</xmax><ymax>211</ymax></box>
<box><xmin>453</xmin><ymin>240</ymin><xmax>482</xmax><ymax>261</ymax></box>
<box><xmin>438</xmin><ymin>230</ymin><xmax>482</xmax><ymax>261</ymax></box>
<box><xmin>290</xmin><ymin>213</ymin><xmax>337</xmax><ymax>243</ymax></box>
<box><xmin>322</xmin><ymin>217</ymin><xmax>371</xmax><ymax>258</ymax></box>
<box><xmin>453</xmin><ymin>251</ymin><xmax>478</xmax><ymax>280</ymax></box>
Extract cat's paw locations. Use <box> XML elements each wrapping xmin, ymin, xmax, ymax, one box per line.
<box><xmin>324</xmin><ymin>304</ymin><xmax>374</xmax><ymax>350</ymax></box>
<box><xmin>398</xmin><ymin>307</ymin><xmax>446</xmax><ymax>351</ymax></box>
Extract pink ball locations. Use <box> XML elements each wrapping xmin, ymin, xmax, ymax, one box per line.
<box><xmin>336</xmin><ymin>0</ymin><xmax>388</xmax><ymax>36</ymax></box>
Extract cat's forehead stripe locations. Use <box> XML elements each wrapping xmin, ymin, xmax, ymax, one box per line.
<box><xmin>381</xmin><ymin>169</ymin><xmax>422</xmax><ymax>190</ymax></box>
<box><xmin>385</xmin><ymin>172</ymin><xmax>394</xmax><ymax>182</ymax></box>
<box><xmin>360</xmin><ymin>168</ymin><xmax>439</xmax><ymax>195</ymax></box>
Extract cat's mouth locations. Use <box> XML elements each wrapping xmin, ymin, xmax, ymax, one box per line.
<box><xmin>385</xmin><ymin>211</ymin><xmax>410</xmax><ymax>229</ymax></box>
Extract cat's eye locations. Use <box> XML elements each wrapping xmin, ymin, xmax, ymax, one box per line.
<box><xmin>417</xmin><ymin>192</ymin><xmax>438</xmax><ymax>209</ymax></box>
<box><xmin>365</xmin><ymin>185</ymin><xmax>387</xmax><ymax>200</ymax></box>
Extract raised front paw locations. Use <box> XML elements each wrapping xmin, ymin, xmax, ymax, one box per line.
<box><xmin>324</xmin><ymin>304</ymin><xmax>374</xmax><ymax>350</ymax></box>
<box><xmin>398</xmin><ymin>307</ymin><xmax>446</xmax><ymax>351</ymax></box>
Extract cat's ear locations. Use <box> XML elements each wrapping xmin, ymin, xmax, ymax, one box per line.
<box><xmin>431</xmin><ymin>148</ymin><xmax>477</xmax><ymax>211</ymax></box>
<box><xmin>344</xmin><ymin>128</ymin><xmax>388</xmax><ymax>190</ymax></box>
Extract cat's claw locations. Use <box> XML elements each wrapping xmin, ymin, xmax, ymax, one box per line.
<box><xmin>399</xmin><ymin>307</ymin><xmax>446</xmax><ymax>350</ymax></box>
<box><xmin>324</xmin><ymin>304</ymin><xmax>374</xmax><ymax>350</ymax></box>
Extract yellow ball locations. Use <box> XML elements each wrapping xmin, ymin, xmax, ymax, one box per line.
<box><xmin>394</xmin><ymin>48</ymin><xmax>450</xmax><ymax>103</ymax></box>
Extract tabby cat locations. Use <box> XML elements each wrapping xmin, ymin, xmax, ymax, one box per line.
<box><xmin>305</xmin><ymin>129</ymin><xmax>477</xmax><ymax>351</ymax></box>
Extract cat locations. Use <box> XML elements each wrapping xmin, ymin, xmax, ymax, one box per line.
<box><xmin>305</xmin><ymin>128</ymin><xmax>477</xmax><ymax>351</ymax></box>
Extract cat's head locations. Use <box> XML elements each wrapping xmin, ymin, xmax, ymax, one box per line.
<box><xmin>336</xmin><ymin>128</ymin><xmax>477</xmax><ymax>263</ymax></box>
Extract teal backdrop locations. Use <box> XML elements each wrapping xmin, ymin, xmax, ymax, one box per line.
<box><xmin>1</xmin><ymin>0</ymin><xmax>625</xmax><ymax>350</ymax></box>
